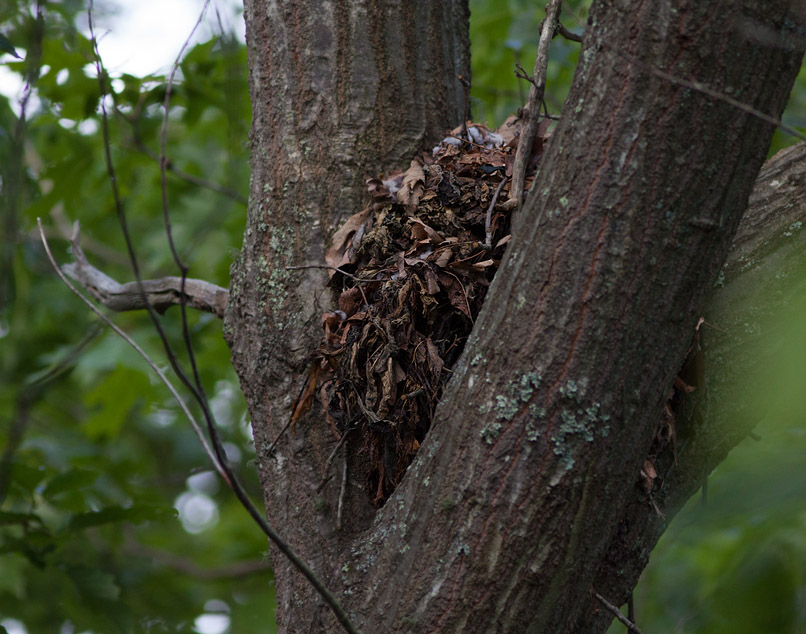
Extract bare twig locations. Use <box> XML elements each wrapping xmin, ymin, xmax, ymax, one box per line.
<box><xmin>514</xmin><ymin>62</ymin><xmax>538</xmax><ymax>88</ymax></box>
<box><xmin>286</xmin><ymin>264</ymin><xmax>373</xmax><ymax>284</ymax></box>
<box><xmin>316</xmin><ymin>429</ymin><xmax>351</xmax><ymax>493</ymax></box>
<box><xmin>287</xmin><ymin>264</ymin><xmax>373</xmax><ymax>309</ymax></box>
<box><xmin>2</xmin><ymin>1</ymin><xmax>44</xmax><ymax>321</ymax></box>
<box><xmin>337</xmin><ymin>447</ymin><xmax>348</xmax><ymax>531</ymax></box>
<box><xmin>121</xmin><ymin>116</ymin><xmax>247</xmax><ymax>204</ymax></box>
<box><xmin>37</xmin><ymin>219</ymin><xmax>224</xmax><ymax>480</ymax></box>
<box><xmin>158</xmin><ymin>0</ymin><xmax>212</xmax><ymax>421</ymax></box>
<box><xmin>63</xmin><ymin>224</ymin><xmax>228</xmax><ymax>318</ymax></box>
<box><xmin>593</xmin><ymin>591</ymin><xmax>645</xmax><ymax>634</ymax></box>
<box><xmin>505</xmin><ymin>0</ymin><xmax>563</xmax><ymax>213</ymax></box>
<box><xmin>458</xmin><ymin>74</ymin><xmax>471</xmax><ymax>142</ymax></box>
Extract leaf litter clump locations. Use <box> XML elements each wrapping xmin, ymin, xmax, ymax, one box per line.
<box><xmin>294</xmin><ymin>118</ymin><xmax>548</xmax><ymax>506</ymax></box>
<box><xmin>293</xmin><ymin>117</ymin><xmax>704</xmax><ymax>510</ymax></box>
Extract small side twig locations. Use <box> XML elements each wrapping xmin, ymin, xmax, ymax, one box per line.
<box><xmin>505</xmin><ymin>0</ymin><xmax>563</xmax><ymax>214</ymax></box>
<box><xmin>317</xmin><ymin>429</ymin><xmax>351</xmax><ymax>493</ymax></box>
<box><xmin>337</xmin><ymin>446</ymin><xmax>348</xmax><ymax>531</ymax></box>
<box><xmin>514</xmin><ymin>63</ymin><xmax>538</xmax><ymax>88</ymax></box>
<box><xmin>286</xmin><ymin>264</ymin><xmax>371</xmax><ymax>311</ymax></box>
<box><xmin>121</xmin><ymin>113</ymin><xmax>248</xmax><ymax>205</ymax></box>
<box><xmin>286</xmin><ymin>264</ymin><xmax>371</xmax><ymax>284</ymax></box>
<box><xmin>558</xmin><ymin>22</ymin><xmax>583</xmax><ymax>43</ymax></box>
<box><xmin>593</xmin><ymin>591</ymin><xmax>645</xmax><ymax>634</ymax></box>
<box><xmin>457</xmin><ymin>74</ymin><xmax>471</xmax><ymax>143</ymax></box>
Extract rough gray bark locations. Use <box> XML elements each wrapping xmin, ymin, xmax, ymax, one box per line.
<box><xmin>225</xmin><ymin>0</ymin><xmax>805</xmax><ymax>632</ymax></box>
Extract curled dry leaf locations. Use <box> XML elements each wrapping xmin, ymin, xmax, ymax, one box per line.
<box><xmin>325</xmin><ymin>207</ymin><xmax>372</xmax><ymax>272</ymax></box>
<box><xmin>409</xmin><ymin>218</ymin><xmax>444</xmax><ymax>245</ymax></box>
<box><xmin>289</xmin><ymin>362</ymin><xmax>323</xmax><ymax>432</ymax></box>
<box><xmin>397</xmin><ymin>158</ymin><xmax>426</xmax><ymax>211</ymax></box>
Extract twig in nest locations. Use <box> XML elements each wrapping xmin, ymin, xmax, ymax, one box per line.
<box><xmin>485</xmin><ymin>176</ymin><xmax>509</xmax><ymax>248</ymax></box>
<box><xmin>286</xmin><ymin>264</ymin><xmax>372</xmax><ymax>312</ymax></box>
<box><xmin>592</xmin><ymin>591</ymin><xmax>645</xmax><ymax>634</ymax></box>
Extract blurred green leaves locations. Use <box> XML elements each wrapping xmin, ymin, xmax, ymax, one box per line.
<box><xmin>0</xmin><ymin>2</ymin><xmax>270</xmax><ymax>633</ymax></box>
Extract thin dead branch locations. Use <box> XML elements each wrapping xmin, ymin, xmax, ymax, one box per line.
<box><xmin>593</xmin><ymin>591</ymin><xmax>645</xmax><ymax>634</ymax></box>
<box><xmin>86</xmin><ymin>6</ymin><xmax>359</xmax><ymax>630</ymax></box>
<box><xmin>62</xmin><ymin>222</ymin><xmax>229</xmax><ymax>318</ymax></box>
<box><xmin>558</xmin><ymin>22</ymin><xmax>583</xmax><ymax>43</ymax></box>
<box><xmin>37</xmin><ymin>219</ymin><xmax>225</xmax><ymax>479</ymax></box>
<box><xmin>504</xmin><ymin>0</ymin><xmax>563</xmax><ymax>213</ymax></box>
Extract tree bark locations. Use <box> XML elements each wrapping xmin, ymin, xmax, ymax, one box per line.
<box><xmin>226</xmin><ymin>0</ymin><xmax>805</xmax><ymax>632</ymax></box>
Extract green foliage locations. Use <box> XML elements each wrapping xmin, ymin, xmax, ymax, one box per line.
<box><xmin>469</xmin><ymin>0</ymin><xmax>590</xmax><ymax>126</ymax></box>
<box><xmin>0</xmin><ymin>2</ymin><xmax>272</xmax><ymax>633</ymax></box>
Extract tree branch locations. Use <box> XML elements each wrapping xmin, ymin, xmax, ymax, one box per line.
<box><xmin>61</xmin><ymin>222</ymin><xmax>229</xmax><ymax>319</ymax></box>
<box><xmin>503</xmin><ymin>0</ymin><xmax>563</xmax><ymax>213</ymax></box>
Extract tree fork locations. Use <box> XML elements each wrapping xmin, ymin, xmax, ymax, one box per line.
<box><xmin>226</xmin><ymin>0</ymin><xmax>805</xmax><ymax>632</ymax></box>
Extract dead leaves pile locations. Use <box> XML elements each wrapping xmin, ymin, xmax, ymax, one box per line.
<box><xmin>297</xmin><ymin>119</ymin><xmax>546</xmax><ymax>506</ymax></box>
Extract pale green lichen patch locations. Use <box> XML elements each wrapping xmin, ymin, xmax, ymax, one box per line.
<box><xmin>480</xmin><ymin>371</ymin><xmax>543</xmax><ymax>443</ymax></box>
<box><xmin>784</xmin><ymin>220</ymin><xmax>802</xmax><ymax>237</ymax></box>
<box><xmin>525</xmin><ymin>419</ymin><xmax>541</xmax><ymax>442</ymax></box>
<box><xmin>495</xmin><ymin>394</ymin><xmax>519</xmax><ymax>421</ymax></box>
<box><xmin>480</xmin><ymin>421</ymin><xmax>502</xmax><ymax>444</ymax></box>
<box><xmin>550</xmin><ymin>398</ymin><xmax>611</xmax><ymax>470</ymax></box>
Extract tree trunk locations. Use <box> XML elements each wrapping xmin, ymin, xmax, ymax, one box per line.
<box><xmin>225</xmin><ymin>0</ymin><xmax>805</xmax><ymax>632</ymax></box>
<box><xmin>225</xmin><ymin>0</ymin><xmax>470</xmax><ymax>630</ymax></box>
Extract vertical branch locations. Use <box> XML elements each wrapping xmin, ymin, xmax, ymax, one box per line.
<box><xmin>1</xmin><ymin>1</ymin><xmax>44</xmax><ymax>320</ymax></box>
<box><xmin>505</xmin><ymin>0</ymin><xmax>562</xmax><ymax>213</ymax></box>
<box><xmin>158</xmin><ymin>0</ymin><xmax>212</xmax><ymax>396</ymax></box>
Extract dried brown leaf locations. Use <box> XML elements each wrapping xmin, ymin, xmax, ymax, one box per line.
<box><xmin>423</xmin><ymin>267</ymin><xmax>441</xmax><ymax>295</ymax></box>
<box><xmin>290</xmin><ymin>362</ymin><xmax>322</xmax><ymax>431</ymax></box>
<box><xmin>397</xmin><ymin>159</ymin><xmax>425</xmax><ymax>211</ymax></box>
<box><xmin>437</xmin><ymin>271</ymin><xmax>471</xmax><ymax>318</ymax></box>
<box><xmin>325</xmin><ymin>207</ymin><xmax>372</xmax><ymax>272</ymax></box>
<box><xmin>410</xmin><ymin>218</ymin><xmax>444</xmax><ymax>244</ymax></box>
<box><xmin>425</xmin><ymin>338</ymin><xmax>444</xmax><ymax>378</ymax></box>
